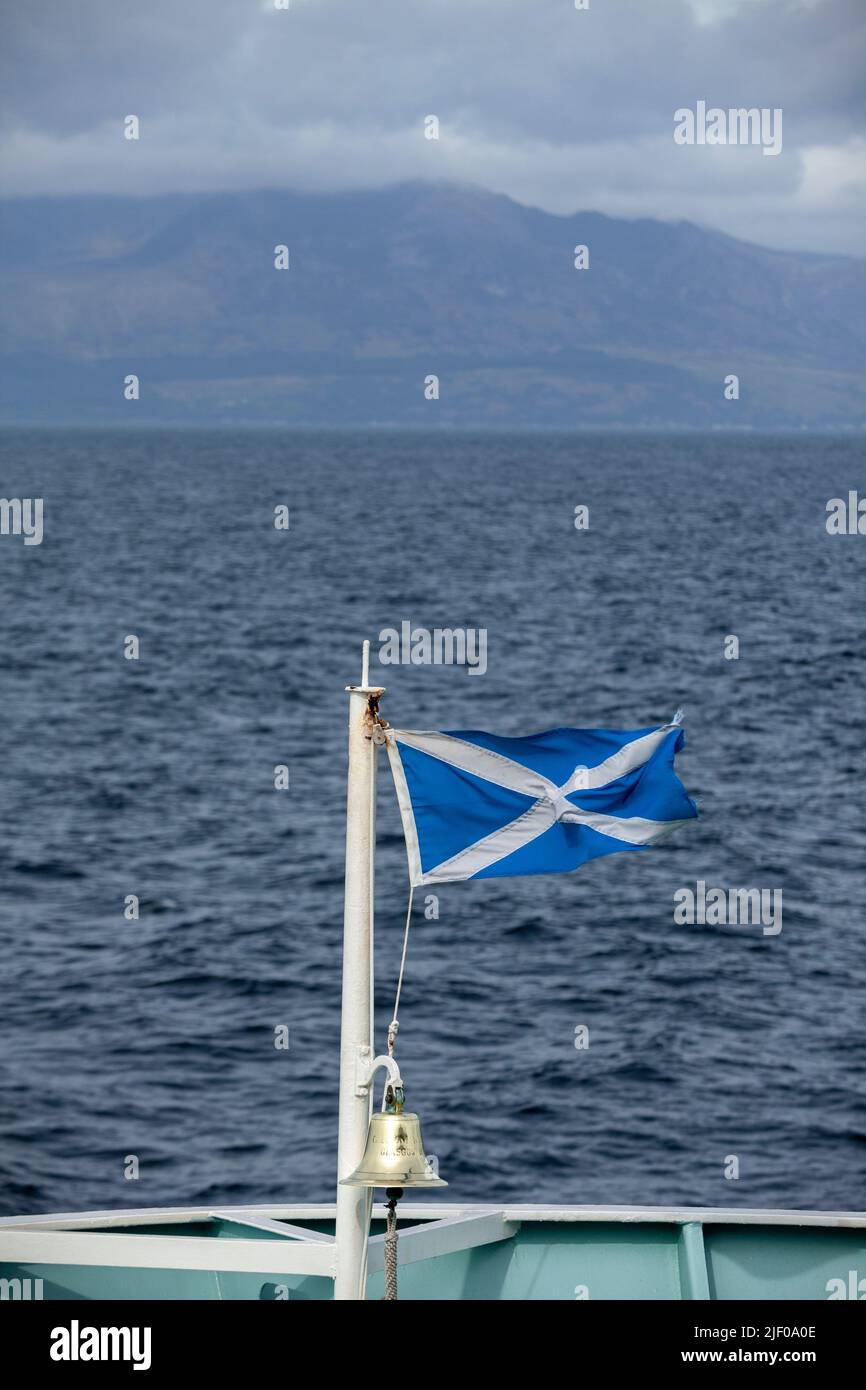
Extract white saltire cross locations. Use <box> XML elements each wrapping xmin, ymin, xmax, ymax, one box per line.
<box><xmin>387</xmin><ymin>715</ymin><xmax>688</xmax><ymax>885</ymax></box>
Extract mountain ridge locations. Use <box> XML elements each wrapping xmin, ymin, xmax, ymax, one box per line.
<box><xmin>2</xmin><ymin>182</ymin><xmax>863</xmax><ymax>427</ymax></box>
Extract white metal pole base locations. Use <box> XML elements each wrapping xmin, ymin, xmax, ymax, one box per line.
<box><xmin>334</xmin><ymin>643</ymin><xmax>385</xmax><ymax>1300</ymax></box>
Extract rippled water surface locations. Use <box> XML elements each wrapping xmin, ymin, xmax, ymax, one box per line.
<box><xmin>0</xmin><ymin>428</ymin><xmax>863</xmax><ymax>1216</ymax></box>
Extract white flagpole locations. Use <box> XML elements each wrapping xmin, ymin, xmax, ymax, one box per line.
<box><xmin>334</xmin><ymin>641</ymin><xmax>385</xmax><ymax>1299</ymax></box>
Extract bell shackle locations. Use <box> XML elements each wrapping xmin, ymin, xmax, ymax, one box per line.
<box><xmin>355</xmin><ymin>1051</ymin><xmax>403</xmax><ymax>1103</ymax></box>
<box><xmin>359</xmin><ymin>1053</ymin><xmax>406</xmax><ymax>1113</ymax></box>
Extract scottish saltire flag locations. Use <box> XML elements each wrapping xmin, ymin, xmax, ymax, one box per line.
<box><xmin>386</xmin><ymin>715</ymin><xmax>697</xmax><ymax>886</ymax></box>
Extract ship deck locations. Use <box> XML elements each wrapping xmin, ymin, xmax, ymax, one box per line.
<box><xmin>2</xmin><ymin>1202</ymin><xmax>864</xmax><ymax>1300</ymax></box>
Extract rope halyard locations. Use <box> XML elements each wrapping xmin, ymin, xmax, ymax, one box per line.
<box><xmin>387</xmin><ymin>884</ymin><xmax>414</xmax><ymax>1056</ymax></box>
<box><xmin>383</xmin><ymin>1187</ymin><xmax>403</xmax><ymax>1301</ymax></box>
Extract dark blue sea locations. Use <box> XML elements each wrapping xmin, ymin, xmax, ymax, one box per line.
<box><xmin>0</xmin><ymin>428</ymin><xmax>864</xmax><ymax>1217</ymax></box>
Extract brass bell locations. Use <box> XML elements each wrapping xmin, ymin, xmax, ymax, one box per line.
<box><xmin>341</xmin><ymin>1085</ymin><xmax>447</xmax><ymax>1189</ymax></box>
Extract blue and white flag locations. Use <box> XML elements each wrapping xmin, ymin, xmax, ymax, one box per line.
<box><xmin>386</xmin><ymin>715</ymin><xmax>697</xmax><ymax>886</ymax></box>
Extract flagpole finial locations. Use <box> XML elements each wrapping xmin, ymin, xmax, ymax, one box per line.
<box><xmin>361</xmin><ymin>640</ymin><xmax>370</xmax><ymax>688</ymax></box>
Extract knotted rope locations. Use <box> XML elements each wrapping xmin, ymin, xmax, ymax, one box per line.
<box><xmin>382</xmin><ymin>1187</ymin><xmax>403</xmax><ymax>1301</ymax></box>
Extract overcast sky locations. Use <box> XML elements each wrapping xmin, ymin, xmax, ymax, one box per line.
<box><xmin>1</xmin><ymin>0</ymin><xmax>863</xmax><ymax>253</ymax></box>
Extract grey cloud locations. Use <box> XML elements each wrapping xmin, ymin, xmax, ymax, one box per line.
<box><xmin>0</xmin><ymin>0</ymin><xmax>864</xmax><ymax>253</ymax></box>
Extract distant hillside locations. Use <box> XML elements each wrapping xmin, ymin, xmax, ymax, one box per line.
<box><xmin>1</xmin><ymin>182</ymin><xmax>864</xmax><ymax>427</ymax></box>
